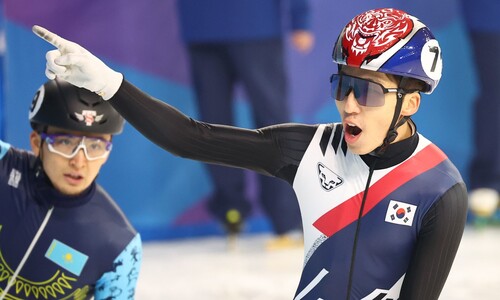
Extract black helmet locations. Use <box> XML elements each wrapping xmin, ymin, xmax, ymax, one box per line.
<box><xmin>29</xmin><ymin>78</ymin><xmax>125</xmax><ymax>134</ymax></box>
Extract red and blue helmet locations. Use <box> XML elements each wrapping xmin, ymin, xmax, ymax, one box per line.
<box><xmin>333</xmin><ymin>8</ymin><xmax>442</xmax><ymax>94</ymax></box>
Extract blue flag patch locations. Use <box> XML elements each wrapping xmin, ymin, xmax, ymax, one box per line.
<box><xmin>45</xmin><ymin>239</ymin><xmax>88</xmax><ymax>276</ymax></box>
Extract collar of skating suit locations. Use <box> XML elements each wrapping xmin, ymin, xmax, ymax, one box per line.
<box><xmin>33</xmin><ymin>170</ymin><xmax>96</xmax><ymax>208</ymax></box>
<box><xmin>360</xmin><ymin>121</ymin><xmax>419</xmax><ymax>170</ymax></box>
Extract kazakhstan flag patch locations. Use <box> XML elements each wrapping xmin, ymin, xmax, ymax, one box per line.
<box><xmin>45</xmin><ymin>239</ymin><xmax>88</xmax><ymax>276</ymax></box>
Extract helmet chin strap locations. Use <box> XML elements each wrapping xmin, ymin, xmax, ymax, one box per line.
<box><xmin>372</xmin><ymin>78</ymin><xmax>410</xmax><ymax>157</ymax></box>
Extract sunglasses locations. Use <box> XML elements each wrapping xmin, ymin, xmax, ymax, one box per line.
<box><xmin>330</xmin><ymin>74</ymin><xmax>400</xmax><ymax>107</ymax></box>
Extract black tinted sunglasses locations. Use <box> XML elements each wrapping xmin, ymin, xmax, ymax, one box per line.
<box><xmin>330</xmin><ymin>74</ymin><xmax>400</xmax><ymax>107</ymax></box>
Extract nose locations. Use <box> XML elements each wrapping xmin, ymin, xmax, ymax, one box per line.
<box><xmin>342</xmin><ymin>90</ymin><xmax>361</xmax><ymax>114</ymax></box>
<box><xmin>69</xmin><ymin>149</ymin><xmax>87</xmax><ymax>168</ymax></box>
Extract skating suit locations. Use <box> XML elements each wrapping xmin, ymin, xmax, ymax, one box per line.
<box><xmin>108</xmin><ymin>80</ymin><xmax>468</xmax><ymax>300</ymax></box>
<box><xmin>291</xmin><ymin>124</ymin><xmax>466</xmax><ymax>299</ymax></box>
<box><xmin>0</xmin><ymin>140</ymin><xmax>142</xmax><ymax>300</ymax></box>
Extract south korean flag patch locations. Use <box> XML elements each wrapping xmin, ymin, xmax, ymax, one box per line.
<box><xmin>385</xmin><ymin>200</ymin><xmax>417</xmax><ymax>227</ymax></box>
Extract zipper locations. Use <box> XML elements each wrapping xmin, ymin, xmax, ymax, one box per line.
<box><xmin>0</xmin><ymin>206</ymin><xmax>54</xmax><ymax>300</ymax></box>
<box><xmin>346</xmin><ymin>160</ymin><xmax>377</xmax><ymax>300</ymax></box>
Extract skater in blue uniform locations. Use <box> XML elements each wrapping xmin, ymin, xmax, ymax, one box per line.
<box><xmin>33</xmin><ymin>7</ymin><xmax>467</xmax><ymax>299</ymax></box>
<box><xmin>0</xmin><ymin>79</ymin><xmax>142</xmax><ymax>300</ymax></box>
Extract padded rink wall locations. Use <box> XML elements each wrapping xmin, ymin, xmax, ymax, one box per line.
<box><xmin>2</xmin><ymin>0</ymin><xmax>476</xmax><ymax>241</ymax></box>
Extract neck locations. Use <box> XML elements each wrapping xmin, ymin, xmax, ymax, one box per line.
<box><xmin>394</xmin><ymin>118</ymin><xmax>413</xmax><ymax>142</ymax></box>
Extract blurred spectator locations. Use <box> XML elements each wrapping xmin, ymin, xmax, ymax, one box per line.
<box><xmin>462</xmin><ymin>0</ymin><xmax>500</xmax><ymax>223</ymax></box>
<box><xmin>176</xmin><ymin>0</ymin><xmax>314</xmax><ymax>247</ymax></box>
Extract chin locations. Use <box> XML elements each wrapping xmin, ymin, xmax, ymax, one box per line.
<box><xmin>56</xmin><ymin>185</ymin><xmax>86</xmax><ymax>196</ymax></box>
<box><xmin>347</xmin><ymin>145</ymin><xmax>370</xmax><ymax>155</ymax></box>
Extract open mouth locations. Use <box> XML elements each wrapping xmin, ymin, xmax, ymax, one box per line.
<box><xmin>345</xmin><ymin>123</ymin><xmax>362</xmax><ymax>136</ymax></box>
<box><xmin>65</xmin><ymin>174</ymin><xmax>83</xmax><ymax>180</ymax></box>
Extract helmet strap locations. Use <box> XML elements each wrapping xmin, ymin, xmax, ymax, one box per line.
<box><xmin>373</xmin><ymin>78</ymin><xmax>410</xmax><ymax>156</ymax></box>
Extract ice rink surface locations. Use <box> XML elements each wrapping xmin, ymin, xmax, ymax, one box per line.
<box><xmin>136</xmin><ymin>226</ymin><xmax>500</xmax><ymax>299</ymax></box>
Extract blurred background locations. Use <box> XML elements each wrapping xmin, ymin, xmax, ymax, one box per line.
<box><xmin>0</xmin><ymin>0</ymin><xmax>482</xmax><ymax>241</ymax></box>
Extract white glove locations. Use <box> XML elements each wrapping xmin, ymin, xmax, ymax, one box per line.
<box><xmin>32</xmin><ymin>25</ymin><xmax>123</xmax><ymax>100</ymax></box>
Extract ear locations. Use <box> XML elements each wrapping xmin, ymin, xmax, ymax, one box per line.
<box><xmin>30</xmin><ymin>131</ymin><xmax>42</xmax><ymax>156</ymax></box>
<box><xmin>401</xmin><ymin>92</ymin><xmax>420</xmax><ymax>116</ymax></box>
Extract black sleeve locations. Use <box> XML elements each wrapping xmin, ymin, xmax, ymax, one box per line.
<box><xmin>399</xmin><ymin>182</ymin><xmax>468</xmax><ymax>300</ymax></box>
<box><xmin>109</xmin><ymin>80</ymin><xmax>316</xmax><ymax>181</ymax></box>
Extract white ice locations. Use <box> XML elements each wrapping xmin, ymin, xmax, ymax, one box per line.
<box><xmin>136</xmin><ymin>226</ymin><xmax>500</xmax><ymax>299</ymax></box>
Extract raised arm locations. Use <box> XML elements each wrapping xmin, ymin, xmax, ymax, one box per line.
<box><xmin>32</xmin><ymin>26</ymin><xmax>315</xmax><ymax>179</ymax></box>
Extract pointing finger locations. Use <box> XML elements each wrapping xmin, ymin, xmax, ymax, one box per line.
<box><xmin>32</xmin><ymin>25</ymin><xmax>64</xmax><ymax>48</ymax></box>
<box><xmin>32</xmin><ymin>25</ymin><xmax>80</xmax><ymax>54</ymax></box>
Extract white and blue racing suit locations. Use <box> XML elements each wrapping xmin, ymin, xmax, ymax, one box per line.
<box><xmin>107</xmin><ymin>80</ymin><xmax>467</xmax><ymax>300</ymax></box>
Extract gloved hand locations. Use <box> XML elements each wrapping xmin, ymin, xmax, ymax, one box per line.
<box><xmin>32</xmin><ymin>25</ymin><xmax>123</xmax><ymax>100</ymax></box>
